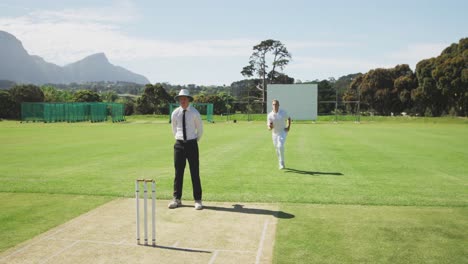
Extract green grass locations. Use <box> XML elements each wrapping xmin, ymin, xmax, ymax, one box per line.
<box><xmin>274</xmin><ymin>204</ymin><xmax>468</xmax><ymax>264</ymax></box>
<box><xmin>0</xmin><ymin>192</ymin><xmax>112</xmax><ymax>252</ymax></box>
<box><xmin>0</xmin><ymin>117</ymin><xmax>467</xmax><ymax>262</ymax></box>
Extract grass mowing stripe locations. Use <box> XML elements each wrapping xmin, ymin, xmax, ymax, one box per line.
<box><xmin>274</xmin><ymin>204</ymin><xmax>468</xmax><ymax>264</ymax></box>
<box><xmin>1</xmin><ymin>120</ymin><xmax>467</xmax><ymax>206</ymax></box>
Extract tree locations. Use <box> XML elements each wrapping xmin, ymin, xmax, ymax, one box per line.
<box><xmin>136</xmin><ymin>84</ymin><xmax>172</xmax><ymax>114</ymax></box>
<box><xmin>9</xmin><ymin>84</ymin><xmax>45</xmax><ymax>118</ymax></box>
<box><xmin>41</xmin><ymin>86</ymin><xmax>73</xmax><ymax>102</ymax></box>
<box><xmin>394</xmin><ymin>75</ymin><xmax>417</xmax><ymax>112</ymax></box>
<box><xmin>241</xmin><ymin>39</ymin><xmax>292</xmax><ymax>111</ymax></box>
<box><xmin>0</xmin><ymin>90</ymin><xmax>15</xmax><ymax>118</ymax></box>
<box><xmin>432</xmin><ymin>38</ymin><xmax>468</xmax><ymax>116</ymax></box>
<box><xmin>230</xmin><ymin>79</ymin><xmax>261</xmax><ymax>100</ymax></box>
<box><xmin>333</xmin><ymin>73</ymin><xmax>362</xmax><ymax>94</ymax></box>
<box><xmin>317</xmin><ymin>80</ymin><xmax>336</xmax><ymax>114</ymax></box>
<box><xmin>413</xmin><ymin>58</ymin><xmax>446</xmax><ymax>116</ymax></box>
<box><xmin>343</xmin><ymin>74</ymin><xmax>363</xmax><ymax>105</ymax></box>
<box><xmin>116</xmin><ymin>97</ymin><xmax>136</xmax><ymax>116</ymax></box>
<box><xmin>193</xmin><ymin>92</ymin><xmax>233</xmax><ymax>115</ymax></box>
<box><xmin>10</xmin><ymin>84</ymin><xmax>44</xmax><ymax>103</ymax></box>
<box><xmin>228</xmin><ymin>79</ymin><xmax>262</xmax><ymax>113</ymax></box>
<box><xmin>42</xmin><ymin>86</ymin><xmax>61</xmax><ymax>102</ymax></box>
<box><xmin>344</xmin><ymin>65</ymin><xmax>417</xmax><ymax>115</ymax></box>
<box><xmin>412</xmin><ymin>38</ymin><xmax>467</xmax><ymax>116</ymax></box>
<box><xmin>270</xmin><ymin>73</ymin><xmax>295</xmax><ymax>84</ymax></box>
<box><xmin>101</xmin><ymin>91</ymin><xmax>119</xmax><ymax>102</ymax></box>
<box><xmin>73</xmin><ymin>90</ymin><xmax>102</xmax><ymax>102</ymax></box>
<box><xmin>136</xmin><ymin>84</ymin><xmax>156</xmax><ymax>114</ymax></box>
<box><xmin>391</xmin><ymin>64</ymin><xmax>418</xmax><ymax>113</ymax></box>
<box><xmin>154</xmin><ymin>84</ymin><xmax>173</xmax><ymax>114</ymax></box>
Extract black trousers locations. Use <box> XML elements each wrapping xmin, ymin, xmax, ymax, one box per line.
<box><xmin>173</xmin><ymin>140</ymin><xmax>202</xmax><ymax>200</ymax></box>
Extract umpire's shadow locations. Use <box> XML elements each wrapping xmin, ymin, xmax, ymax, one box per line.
<box><xmin>284</xmin><ymin>168</ymin><xmax>344</xmax><ymax>176</ymax></box>
<box><xmin>202</xmin><ymin>204</ymin><xmax>294</xmax><ymax>219</ymax></box>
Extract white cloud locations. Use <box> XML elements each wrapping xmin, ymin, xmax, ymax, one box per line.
<box><xmin>0</xmin><ymin>4</ymin><xmax>383</xmax><ymax>83</ymax></box>
<box><xmin>0</xmin><ymin>4</ymin><xmax>363</xmax><ymax>66</ymax></box>
<box><xmin>0</xmin><ymin>6</ymin><xmax>257</xmax><ymax>66</ymax></box>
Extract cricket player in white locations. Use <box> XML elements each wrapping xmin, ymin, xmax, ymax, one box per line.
<box><xmin>267</xmin><ymin>99</ymin><xmax>291</xmax><ymax>169</ymax></box>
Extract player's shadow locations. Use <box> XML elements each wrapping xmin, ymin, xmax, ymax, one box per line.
<box><xmin>202</xmin><ymin>204</ymin><xmax>295</xmax><ymax>219</ymax></box>
<box><xmin>284</xmin><ymin>168</ymin><xmax>344</xmax><ymax>176</ymax></box>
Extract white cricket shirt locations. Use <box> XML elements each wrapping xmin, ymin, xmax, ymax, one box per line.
<box><xmin>171</xmin><ymin>106</ymin><xmax>203</xmax><ymax>141</ymax></box>
<box><xmin>267</xmin><ymin>109</ymin><xmax>289</xmax><ymax>135</ymax></box>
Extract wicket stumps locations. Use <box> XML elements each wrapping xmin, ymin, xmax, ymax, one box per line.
<box><xmin>135</xmin><ymin>179</ymin><xmax>156</xmax><ymax>246</ymax></box>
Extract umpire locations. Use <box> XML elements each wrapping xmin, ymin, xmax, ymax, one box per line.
<box><xmin>168</xmin><ymin>89</ymin><xmax>204</xmax><ymax>210</ymax></box>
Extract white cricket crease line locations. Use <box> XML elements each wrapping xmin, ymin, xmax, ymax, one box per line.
<box><xmin>207</xmin><ymin>249</ymin><xmax>253</xmax><ymax>253</ymax></box>
<box><xmin>48</xmin><ymin>237</ymin><xmax>126</xmax><ymax>246</ymax></box>
<box><xmin>208</xmin><ymin>250</ymin><xmax>219</xmax><ymax>264</ymax></box>
<box><xmin>172</xmin><ymin>241</ymin><xmax>180</xmax><ymax>247</ymax></box>
<box><xmin>38</xmin><ymin>240</ymin><xmax>80</xmax><ymax>264</ymax></box>
<box><xmin>0</xmin><ymin>239</ymin><xmax>41</xmax><ymax>261</ymax></box>
<box><xmin>0</xmin><ymin>228</ymin><xmax>65</xmax><ymax>261</ymax></box>
<box><xmin>255</xmin><ymin>220</ymin><xmax>269</xmax><ymax>264</ymax></box>
<box><xmin>0</xmin><ymin>208</ymin><xmax>102</xmax><ymax>261</ymax></box>
<box><xmin>46</xmin><ymin>237</ymin><xmax>255</xmax><ymax>253</ymax></box>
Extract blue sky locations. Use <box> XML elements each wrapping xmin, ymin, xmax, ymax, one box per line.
<box><xmin>0</xmin><ymin>0</ymin><xmax>467</xmax><ymax>85</ymax></box>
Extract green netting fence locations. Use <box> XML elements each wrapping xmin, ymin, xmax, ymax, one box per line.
<box><xmin>169</xmin><ymin>103</ymin><xmax>214</xmax><ymax>123</ymax></box>
<box><xmin>109</xmin><ymin>103</ymin><xmax>125</xmax><ymax>122</ymax></box>
<box><xmin>21</xmin><ymin>102</ymin><xmax>125</xmax><ymax>123</ymax></box>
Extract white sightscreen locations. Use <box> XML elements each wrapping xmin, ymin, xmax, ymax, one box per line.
<box><xmin>267</xmin><ymin>84</ymin><xmax>318</xmax><ymax>120</ymax></box>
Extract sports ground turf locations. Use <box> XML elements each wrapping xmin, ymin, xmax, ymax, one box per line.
<box><xmin>0</xmin><ymin>117</ymin><xmax>467</xmax><ymax>263</ymax></box>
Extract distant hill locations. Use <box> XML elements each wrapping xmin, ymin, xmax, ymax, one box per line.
<box><xmin>0</xmin><ymin>80</ymin><xmax>16</xmax><ymax>89</ymax></box>
<box><xmin>0</xmin><ymin>30</ymin><xmax>150</xmax><ymax>85</ymax></box>
<box><xmin>63</xmin><ymin>53</ymin><xmax>149</xmax><ymax>84</ymax></box>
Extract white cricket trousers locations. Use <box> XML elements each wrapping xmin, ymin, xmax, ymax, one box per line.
<box><xmin>272</xmin><ymin>131</ymin><xmax>287</xmax><ymax>168</ymax></box>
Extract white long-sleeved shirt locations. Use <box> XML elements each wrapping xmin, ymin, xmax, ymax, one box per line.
<box><xmin>171</xmin><ymin>106</ymin><xmax>203</xmax><ymax>141</ymax></box>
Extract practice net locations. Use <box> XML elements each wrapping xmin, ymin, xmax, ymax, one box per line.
<box><xmin>21</xmin><ymin>102</ymin><xmax>125</xmax><ymax>123</ymax></box>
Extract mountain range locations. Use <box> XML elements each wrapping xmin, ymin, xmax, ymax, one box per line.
<box><xmin>0</xmin><ymin>31</ymin><xmax>150</xmax><ymax>85</ymax></box>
